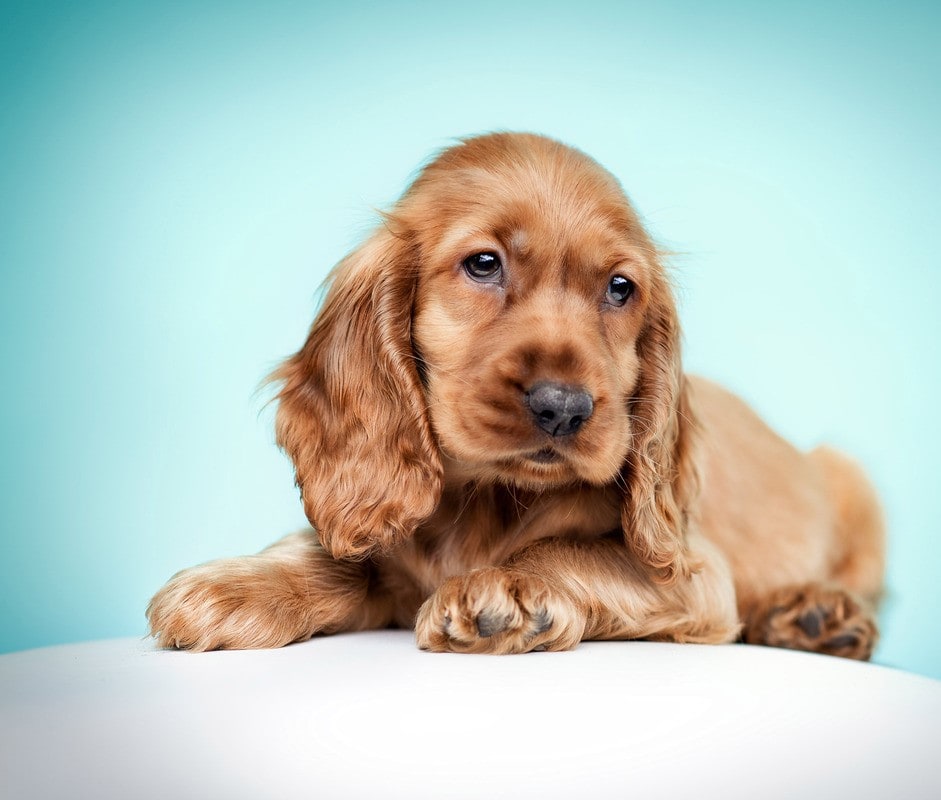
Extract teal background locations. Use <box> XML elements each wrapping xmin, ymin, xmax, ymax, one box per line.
<box><xmin>1</xmin><ymin>1</ymin><xmax>938</xmax><ymax>678</ymax></box>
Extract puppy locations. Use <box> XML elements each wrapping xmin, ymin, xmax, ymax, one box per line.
<box><xmin>148</xmin><ymin>133</ymin><xmax>884</xmax><ymax>658</ymax></box>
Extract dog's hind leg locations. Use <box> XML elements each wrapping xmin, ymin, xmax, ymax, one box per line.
<box><xmin>741</xmin><ymin>583</ymin><xmax>878</xmax><ymax>661</ymax></box>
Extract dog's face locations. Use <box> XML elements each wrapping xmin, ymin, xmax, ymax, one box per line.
<box><xmin>402</xmin><ymin>135</ymin><xmax>656</xmax><ymax>488</ymax></box>
<box><xmin>275</xmin><ymin>133</ymin><xmax>693</xmax><ymax>580</ymax></box>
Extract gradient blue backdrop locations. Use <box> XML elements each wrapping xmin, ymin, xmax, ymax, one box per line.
<box><xmin>1</xmin><ymin>0</ymin><xmax>938</xmax><ymax>678</ymax></box>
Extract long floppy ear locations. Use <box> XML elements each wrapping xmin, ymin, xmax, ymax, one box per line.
<box><xmin>271</xmin><ymin>226</ymin><xmax>443</xmax><ymax>561</ymax></box>
<box><xmin>621</xmin><ymin>271</ymin><xmax>701</xmax><ymax>585</ymax></box>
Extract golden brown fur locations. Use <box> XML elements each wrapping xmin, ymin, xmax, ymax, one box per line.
<box><xmin>148</xmin><ymin>133</ymin><xmax>885</xmax><ymax>659</ymax></box>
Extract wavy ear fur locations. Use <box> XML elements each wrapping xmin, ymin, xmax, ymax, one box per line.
<box><xmin>271</xmin><ymin>227</ymin><xmax>443</xmax><ymax>560</ymax></box>
<box><xmin>622</xmin><ymin>272</ymin><xmax>701</xmax><ymax>585</ymax></box>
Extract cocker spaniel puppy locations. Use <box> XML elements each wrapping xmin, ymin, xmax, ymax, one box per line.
<box><xmin>148</xmin><ymin>133</ymin><xmax>884</xmax><ymax>659</ymax></box>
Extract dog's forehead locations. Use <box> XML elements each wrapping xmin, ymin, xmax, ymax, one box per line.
<box><xmin>407</xmin><ymin>135</ymin><xmax>652</xmax><ymax>284</ymax></box>
<box><xmin>416</xmin><ymin>135</ymin><xmax>630</xmax><ymax>222</ymax></box>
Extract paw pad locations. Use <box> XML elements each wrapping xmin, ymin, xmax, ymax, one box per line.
<box><xmin>415</xmin><ymin>569</ymin><xmax>577</xmax><ymax>654</ymax></box>
<box><xmin>744</xmin><ymin>585</ymin><xmax>878</xmax><ymax>661</ymax></box>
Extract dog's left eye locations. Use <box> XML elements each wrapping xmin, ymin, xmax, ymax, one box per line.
<box><xmin>606</xmin><ymin>275</ymin><xmax>635</xmax><ymax>306</ymax></box>
<box><xmin>462</xmin><ymin>251</ymin><xmax>503</xmax><ymax>281</ymax></box>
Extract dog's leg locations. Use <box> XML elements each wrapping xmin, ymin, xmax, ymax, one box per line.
<box><xmin>415</xmin><ymin>534</ymin><xmax>740</xmax><ymax>654</ymax></box>
<box><xmin>741</xmin><ymin>583</ymin><xmax>878</xmax><ymax>661</ymax></box>
<box><xmin>809</xmin><ymin>446</ymin><xmax>886</xmax><ymax>602</ymax></box>
<box><xmin>737</xmin><ymin>451</ymin><xmax>882</xmax><ymax>662</ymax></box>
<box><xmin>147</xmin><ymin>531</ymin><xmax>391</xmax><ymax>651</ymax></box>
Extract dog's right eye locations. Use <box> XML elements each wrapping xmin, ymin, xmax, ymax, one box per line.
<box><xmin>462</xmin><ymin>251</ymin><xmax>503</xmax><ymax>282</ymax></box>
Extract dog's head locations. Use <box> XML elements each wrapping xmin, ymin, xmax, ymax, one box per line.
<box><xmin>273</xmin><ymin>133</ymin><xmax>698</xmax><ymax>581</ymax></box>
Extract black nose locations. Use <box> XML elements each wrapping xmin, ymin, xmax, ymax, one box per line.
<box><xmin>526</xmin><ymin>382</ymin><xmax>594</xmax><ymax>437</ymax></box>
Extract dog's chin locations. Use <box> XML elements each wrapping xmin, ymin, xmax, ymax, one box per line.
<box><xmin>527</xmin><ymin>447</ymin><xmax>562</xmax><ymax>465</ymax></box>
<box><xmin>488</xmin><ymin>447</ymin><xmax>619</xmax><ymax>489</ymax></box>
<box><xmin>493</xmin><ymin>459</ymin><xmax>573</xmax><ymax>489</ymax></box>
<box><xmin>442</xmin><ymin>446</ymin><xmax>575</xmax><ymax>489</ymax></box>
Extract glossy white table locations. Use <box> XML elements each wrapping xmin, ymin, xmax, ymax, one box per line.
<box><xmin>2</xmin><ymin>631</ymin><xmax>939</xmax><ymax>799</ymax></box>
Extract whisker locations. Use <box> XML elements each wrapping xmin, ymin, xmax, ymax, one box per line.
<box><xmin>614</xmin><ymin>472</ymin><xmax>630</xmax><ymax>495</ymax></box>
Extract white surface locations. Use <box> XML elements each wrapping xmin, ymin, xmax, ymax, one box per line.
<box><xmin>2</xmin><ymin>632</ymin><xmax>940</xmax><ymax>800</ymax></box>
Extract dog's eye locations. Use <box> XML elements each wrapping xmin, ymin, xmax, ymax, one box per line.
<box><xmin>605</xmin><ymin>275</ymin><xmax>635</xmax><ymax>306</ymax></box>
<box><xmin>462</xmin><ymin>251</ymin><xmax>503</xmax><ymax>281</ymax></box>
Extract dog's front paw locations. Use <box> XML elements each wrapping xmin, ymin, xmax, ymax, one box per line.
<box><xmin>147</xmin><ymin>558</ymin><xmax>314</xmax><ymax>651</ymax></box>
<box><xmin>414</xmin><ymin>568</ymin><xmax>583</xmax><ymax>654</ymax></box>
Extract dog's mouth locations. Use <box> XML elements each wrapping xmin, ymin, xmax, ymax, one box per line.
<box><xmin>527</xmin><ymin>447</ymin><xmax>562</xmax><ymax>464</ymax></box>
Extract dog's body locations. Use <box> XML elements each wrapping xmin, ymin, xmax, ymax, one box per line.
<box><xmin>148</xmin><ymin>133</ymin><xmax>884</xmax><ymax>658</ymax></box>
